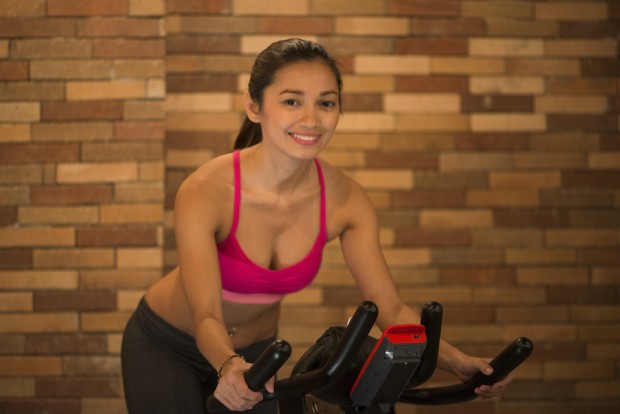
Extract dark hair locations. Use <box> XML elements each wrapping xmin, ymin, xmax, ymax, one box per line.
<box><xmin>234</xmin><ymin>38</ymin><xmax>343</xmax><ymax>150</ymax></box>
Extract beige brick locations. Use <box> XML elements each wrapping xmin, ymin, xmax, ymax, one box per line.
<box><xmin>384</xmin><ymin>93</ymin><xmax>460</xmax><ymax>113</ymax></box>
<box><xmin>545</xmin><ymin>39</ymin><xmax>617</xmax><ymax>58</ymax></box>
<box><xmin>166</xmin><ymin>113</ymin><xmax>243</xmax><ymax>132</ymax></box>
<box><xmin>115</xmin><ymin>183</ymin><xmax>164</xmax><ymax>202</ymax></box>
<box><xmin>100</xmin><ymin>203</ymin><xmax>163</xmax><ymax>224</ymax></box>
<box><xmin>117</xmin><ymin>290</ymin><xmax>144</xmax><ymax>310</ymax></box>
<box><xmin>57</xmin><ymin>162</ymin><xmax>138</xmax><ymax>183</ymax></box>
<box><xmin>588</xmin><ymin>152</ymin><xmax>620</xmax><ymax>169</ymax></box>
<box><xmin>166</xmin><ymin>149</ymin><xmax>213</xmax><ymax>168</ymax></box>
<box><xmin>124</xmin><ymin>101</ymin><xmax>165</xmax><ymax>120</ymax></box>
<box><xmin>0</xmin><ymin>226</ymin><xmax>74</xmax><ymax>247</ymax></box>
<box><xmin>470</xmin><ymin>38</ymin><xmax>544</xmax><ymax>57</ymax></box>
<box><xmin>337</xmin><ymin>112</ymin><xmax>394</xmax><ymax>132</ymax></box>
<box><xmin>63</xmin><ymin>356</ymin><xmax>121</xmax><ymax>376</ymax></box>
<box><xmin>80</xmin><ymin>270</ymin><xmax>160</xmax><ymax>289</ymax></box>
<box><xmin>139</xmin><ymin>161</ymin><xmax>165</xmax><ymax>181</ymax></box>
<box><xmin>165</xmin><ymin>93</ymin><xmax>233</xmax><ymax>112</ymax></box>
<box><xmin>0</xmin><ymin>124</ymin><xmax>31</xmax><ymax>142</ymax></box>
<box><xmin>0</xmin><ymin>102</ymin><xmax>40</xmax><ymax>122</ymax></box>
<box><xmin>11</xmin><ymin>38</ymin><xmax>91</xmax><ymax>58</ymax></box>
<box><xmin>469</xmin><ymin>76</ymin><xmax>545</xmax><ymax>94</ymax></box>
<box><xmin>546</xmin><ymin>229</ymin><xmax>618</xmax><ymax>247</ymax></box>
<box><xmin>472</xmin><ymin>114</ymin><xmax>546</xmax><ymax>132</ymax></box>
<box><xmin>462</xmin><ymin>1</ymin><xmax>533</xmax><ymax>18</ymax></box>
<box><xmin>32</xmin><ymin>122</ymin><xmax>114</xmax><ymax>142</ymax></box>
<box><xmin>0</xmin><ymin>271</ymin><xmax>78</xmax><ymax>290</ymax></box>
<box><xmin>117</xmin><ymin>247</ymin><xmax>162</xmax><ymax>269</ymax></box>
<box><xmin>468</xmin><ymin>190</ymin><xmax>539</xmax><ymax>206</ymax></box>
<box><xmin>30</xmin><ymin>59</ymin><xmax>112</xmax><ymax>80</ymax></box>
<box><xmin>383</xmin><ymin>248</ymin><xmax>431</xmax><ymax>266</ymax></box>
<box><xmin>66</xmin><ymin>81</ymin><xmax>146</xmax><ymax>101</ymax></box>
<box><xmin>34</xmin><ymin>248</ymin><xmax>115</xmax><ymax>268</ymax></box>
<box><xmin>440</xmin><ymin>152</ymin><xmax>513</xmax><ymax>171</ymax></box>
<box><xmin>0</xmin><ymin>185</ymin><xmax>29</xmax><ymax>205</ymax></box>
<box><xmin>0</xmin><ymin>292</ymin><xmax>32</xmax><ymax>311</ymax></box>
<box><xmin>0</xmin><ymin>313</ymin><xmax>77</xmax><ymax>333</ymax></box>
<box><xmin>146</xmin><ymin>78</ymin><xmax>165</xmax><ymax>99</ymax></box>
<box><xmin>517</xmin><ymin>267</ymin><xmax>589</xmax><ymax>286</ymax></box>
<box><xmin>233</xmin><ymin>0</ymin><xmax>308</xmax><ymax>15</ymax></box>
<box><xmin>329</xmin><ymin>134</ymin><xmax>380</xmax><ymax>150</ymax></box>
<box><xmin>0</xmin><ymin>378</ymin><xmax>35</xmax><ymax>397</ymax></box>
<box><xmin>320</xmin><ymin>150</ymin><xmax>365</xmax><ymax>168</ymax></box>
<box><xmin>282</xmin><ymin>287</ymin><xmax>322</xmax><ymax>305</ymax></box>
<box><xmin>506</xmin><ymin>249</ymin><xmax>576</xmax><ymax>265</ymax></box>
<box><xmin>490</xmin><ymin>172</ymin><xmax>561</xmax><ymax>189</ymax></box>
<box><xmin>129</xmin><ymin>0</ymin><xmax>165</xmax><ymax>16</ymax></box>
<box><xmin>341</xmin><ymin>75</ymin><xmax>394</xmax><ymax>93</ymax></box>
<box><xmin>0</xmin><ymin>356</ymin><xmax>62</xmax><ymax>376</ymax></box>
<box><xmin>81</xmin><ymin>311</ymin><xmax>132</xmax><ymax>332</ymax></box>
<box><xmin>240</xmin><ymin>35</ymin><xmax>318</xmax><ymax>54</ymax></box>
<box><xmin>396</xmin><ymin>114</ymin><xmax>469</xmax><ymax>132</ymax></box>
<box><xmin>18</xmin><ymin>206</ymin><xmax>99</xmax><ymax>225</ymax></box>
<box><xmin>311</xmin><ymin>0</ymin><xmax>384</xmax><ymax>15</ymax></box>
<box><xmin>346</xmin><ymin>169</ymin><xmax>413</xmax><ymax>190</ymax></box>
<box><xmin>336</xmin><ymin>17</ymin><xmax>409</xmax><ymax>35</ymax></box>
<box><xmin>536</xmin><ymin>2</ymin><xmax>608</xmax><ymax>21</ymax></box>
<box><xmin>355</xmin><ymin>55</ymin><xmax>430</xmax><ymax>75</ymax></box>
<box><xmin>420</xmin><ymin>209</ymin><xmax>493</xmax><ymax>227</ymax></box>
<box><xmin>535</xmin><ymin>95</ymin><xmax>607</xmax><ymax>114</ymax></box>
<box><xmin>433</xmin><ymin>56</ymin><xmax>506</xmax><ymax>75</ymax></box>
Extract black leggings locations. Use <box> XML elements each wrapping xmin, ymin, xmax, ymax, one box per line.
<box><xmin>121</xmin><ymin>298</ymin><xmax>277</xmax><ymax>414</ymax></box>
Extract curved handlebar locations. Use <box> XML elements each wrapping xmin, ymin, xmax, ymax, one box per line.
<box><xmin>206</xmin><ymin>301</ymin><xmax>379</xmax><ymax>413</ymax></box>
<box><xmin>400</xmin><ymin>336</ymin><xmax>533</xmax><ymax>405</ymax></box>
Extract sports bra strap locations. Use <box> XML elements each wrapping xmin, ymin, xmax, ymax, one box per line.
<box><xmin>230</xmin><ymin>150</ymin><xmax>242</xmax><ymax>236</ymax></box>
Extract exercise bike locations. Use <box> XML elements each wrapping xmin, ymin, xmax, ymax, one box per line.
<box><xmin>207</xmin><ymin>301</ymin><xmax>533</xmax><ymax>413</ymax></box>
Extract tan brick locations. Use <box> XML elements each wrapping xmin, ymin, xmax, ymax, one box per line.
<box><xmin>336</xmin><ymin>17</ymin><xmax>409</xmax><ymax>35</ymax></box>
<box><xmin>472</xmin><ymin>229</ymin><xmax>543</xmax><ymax>247</ymax></box>
<box><xmin>440</xmin><ymin>152</ymin><xmax>513</xmax><ymax>171</ymax></box>
<box><xmin>420</xmin><ymin>209</ymin><xmax>493</xmax><ymax>227</ymax></box>
<box><xmin>355</xmin><ymin>55</ymin><xmax>429</xmax><ymax>75</ymax></box>
<box><xmin>507</xmin><ymin>249</ymin><xmax>576</xmax><ymax>265</ymax></box>
<box><xmin>32</xmin><ymin>122</ymin><xmax>114</xmax><ymax>142</ymax></box>
<box><xmin>487</xmin><ymin>18</ymin><xmax>558</xmax><ymax>37</ymax></box>
<box><xmin>0</xmin><ymin>292</ymin><xmax>32</xmax><ymax>311</ymax></box>
<box><xmin>515</xmin><ymin>152</ymin><xmax>586</xmax><ymax>169</ymax></box>
<box><xmin>57</xmin><ymin>162</ymin><xmax>138</xmax><ymax>183</ymax></box>
<box><xmin>233</xmin><ymin>0</ymin><xmax>308</xmax><ymax>15</ymax></box>
<box><xmin>47</xmin><ymin>0</ymin><xmax>128</xmax><ymax>16</ymax></box>
<box><xmin>462</xmin><ymin>1</ymin><xmax>533</xmax><ymax>18</ymax></box>
<box><xmin>320</xmin><ymin>150</ymin><xmax>365</xmax><ymax>168</ymax></box>
<box><xmin>0</xmin><ymin>102</ymin><xmax>39</xmax><ymax>122</ymax></box>
<box><xmin>546</xmin><ymin>39</ymin><xmax>617</xmax><ymax>58</ymax></box>
<box><xmin>30</xmin><ymin>59</ymin><xmax>112</xmax><ymax>80</ymax></box>
<box><xmin>166</xmin><ymin>113</ymin><xmax>242</xmax><ymax>132</ymax></box>
<box><xmin>0</xmin><ymin>226</ymin><xmax>74</xmax><ymax>247</ymax></box>
<box><xmin>0</xmin><ymin>185</ymin><xmax>29</xmax><ymax>205</ymax></box>
<box><xmin>0</xmin><ymin>124</ymin><xmax>30</xmax><ymax>142</ymax></box>
<box><xmin>166</xmin><ymin>149</ymin><xmax>213</xmax><ymax>168</ymax></box>
<box><xmin>240</xmin><ymin>35</ymin><xmax>319</xmax><ymax>55</ymax></box>
<box><xmin>10</xmin><ymin>38</ymin><xmax>91</xmax><ymax>58</ymax></box>
<box><xmin>341</xmin><ymin>75</ymin><xmax>394</xmax><ymax>93</ymax></box>
<box><xmin>472</xmin><ymin>114</ymin><xmax>546</xmax><ymax>132</ymax></box>
<box><xmin>80</xmin><ymin>269</ymin><xmax>160</xmax><ymax>289</ymax></box>
<box><xmin>117</xmin><ymin>247</ymin><xmax>162</xmax><ymax>268</ymax></box>
<box><xmin>0</xmin><ymin>270</ymin><xmax>78</xmax><ymax>290</ymax></box>
<box><xmin>165</xmin><ymin>92</ymin><xmax>232</xmax><ymax>112</ymax></box>
<box><xmin>468</xmin><ymin>189</ymin><xmax>539</xmax><ymax>206</ymax></box>
<box><xmin>66</xmin><ymin>81</ymin><xmax>146</xmax><ymax>101</ymax></box>
<box><xmin>384</xmin><ymin>93</ymin><xmax>460</xmax><ymax>113</ymax></box>
<box><xmin>432</xmin><ymin>57</ymin><xmax>505</xmax><ymax>74</ymax></box>
<box><xmin>100</xmin><ymin>203</ymin><xmax>162</xmax><ymax>224</ymax></box>
<box><xmin>548</xmin><ymin>78</ymin><xmax>617</xmax><ymax>95</ymax></box>
<box><xmin>0</xmin><ymin>313</ymin><xmax>77</xmax><ymax>333</ymax></box>
<box><xmin>490</xmin><ymin>172</ymin><xmax>561</xmax><ymax>189</ymax></box>
<box><xmin>0</xmin><ymin>378</ymin><xmax>35</xmax><ymax>397</ymax></box>
<box><xmin>508</xmin><ymin>58</ymin><xmax>580</xmax><ymax>76</ymax></box>
<box><xmin>330</xmin><ymin>134</ymin><xmax>380</xmax><ymax>150</ymax></box>
<box><xmin>82</xmin><ymin>143</ymin><xmax>162</xmax><ymax>162</ymax></box>
<box><xmin>517</xmin><ymin>267</ymin><xmax>589</xmax><ymax>286</ymax></box>
<box><xmin>470</xmin><ymin>38</ymin><xmax>544</xmax><ymax>57</ymax></box>
<box><xmin>469</xmin><ymin>76</ymin><xmax>545</xmax><ymax>94</ymax></box>
<box><xmin>139</xmin><ymin>161</ymin><xmax>165</xmax><ymax>181</ymax></box>
<box><xmin>546</xmin><ymin>229</ymin><xmax>618</xmax><ymax>247</ymax></box>
<box><xmin>113</xmin><ymin>58</ymin><xmax>164</xmax><ymax>78</ymax></box>
<box><xmin>588</xmin><ymin>152</ymin><xmax>620</xmax><ymax>169</ymax></box>
<box><xmin>0</xmin><ymin>164</ymin><xmax>42</xmax><ymax>184</ymax></box>
<box><xmin>115</xmin><ymin>183</ymin><xmax>164</xmax><ymax>202</ymax></box>
<box><xmin>81</xmin><ymin>311</ymin><xmax>132</xmax><ymax>332</ymax></box>
<box><xmin>129</xmin><ymin>0</ymin><xmax>165</xmax><ymax>16</ymax></box>
<box><xmin>124</xmin><ymin>100</ymin><xmax>165</xmax><ymax>120</ymax></box>
<box><xmin>545</xmin><ymin>361</ymin><xmax>614</xmax><ymax>381</ymax></box>
<box><xmin>117</xmin><ymin>290</ymin><xmax>144</xmax><ymax>310</ymax></box>
<box><xmin>536</xmin><ymin>2</ymin><xmax>608</xmax><ymax>21</ymax></box>
<box><xmin>18</xmin><ymin>206</ymin><xmax>99</xmax><ymax>225</ymax></box>
<box><xmin>474</xmin><ymin>287</ymin><xmax>546</xmax><ymax>304</ymax></box>
<box><xmin>34</xmin><ymin>248</ymin><xmax>114</xmax><ymax>268</ymax></box>
<box><xmin>336</xmin><ymin>113</ymin><xmax>394</xmax><ymax>132</ymax></box>
<box><xmin>63</xmin><ymin>355</ymin><xmax>121</xmax><ymax>376</ymax></box>
<box><xmin>346</xmin><ymin>169</ymin><xmax>413</xmax><ymax>190</ymax></box>
<box><xmin>311</xmin><ymin>0</ymin><xmax>383</xmax><ymax>15</ymax></box>
<box><xmin>0</xmin><ymin>356</ymin><xmax>62</xmax><ymax>376</ymax></box>
<box><xmin>497</xmin><ymin>305</ymin><xmax>569</xmax><ymax>323</ymax></box>
<box><xmin>396</xmin><ymin>114</ymin><xmax>469</xmax><ymax>132</ymax></box>
<box><xmin>0</xmin><ymin>40</ymin><xmax>7</xmax><ymax>57</ymax></box>
<box><xmin>258</xmin><ymin>17</ymin><xmax>332</xmax><ymax>35</ymax></box>
<box><xmin>535</xmin><ymin>95</ymin><xmax>608</xmax><ymax>114</ymax></box>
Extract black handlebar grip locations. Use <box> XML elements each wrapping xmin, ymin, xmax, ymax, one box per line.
<box><xmin>400</xmin><ymin>337</ymin><xmax>533</xmax><ymax>405</ymax></box>
<box><xmin>206</xmin><ymin>340</ymin><xmax>291</xmax><ymax>413</ymax></box>
<box><xmin>408</xmin><ymin>301</ymin><xmax>443</xmax><ymax>388</ymax></box>
<box><xmin>244</xmin><ymin>340</ymin><xmax>292</xmax><ymax>391</ymax></box>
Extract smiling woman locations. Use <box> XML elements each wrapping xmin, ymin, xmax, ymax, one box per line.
<box><xmin>120</xmin><ymin>38</ymin><xmax>511</xmax><ymax>414</ymax></box>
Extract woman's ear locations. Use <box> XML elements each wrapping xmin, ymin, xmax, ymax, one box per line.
<box><xmin>244</xmin><ymin>91</ymin><xmax>260</xmax><ymax>123</ymax></box>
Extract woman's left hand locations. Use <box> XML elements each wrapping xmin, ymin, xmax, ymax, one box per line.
<box><xmin>454</xmin><ymin>355</ymin><xmax>513</xmax><ymax>399</ymax></box>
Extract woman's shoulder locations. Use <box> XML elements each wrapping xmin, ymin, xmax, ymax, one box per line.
<box><xmin>176</xmin><ymin>152</ymin><xmax>235</xmax><ymax>208</ymax></box>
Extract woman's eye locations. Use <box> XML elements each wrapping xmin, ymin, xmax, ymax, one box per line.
<box><xmin>283</xmin><ymin>99</ymin><xmax>299</xmax><ymax>106</ymax></box>
<box><xmin>320</xmin><ymin>101</ymin><xmax>336</xmax><ymax>109</ymax></box>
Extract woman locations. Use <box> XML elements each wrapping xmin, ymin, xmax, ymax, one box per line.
<box><xmin>121</xmin><ymin>38</ymin><xmax>510</xmax><ymax>414</ymax></box>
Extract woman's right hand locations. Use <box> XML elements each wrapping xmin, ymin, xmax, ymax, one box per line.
<box><xmin>213</xmin><ymin>358</ymin><xmax>272</xmax><ymax>411</ymax></box>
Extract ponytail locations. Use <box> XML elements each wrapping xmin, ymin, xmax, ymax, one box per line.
<box><xmin>234</xmin><ymin>116</ymin><xmax>262</xmax><ymax>150</ymax></box>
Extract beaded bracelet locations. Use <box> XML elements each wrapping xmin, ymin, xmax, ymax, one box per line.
<box><xmin>217</xmin><ymin>353</ymin><xmax>244</xmax><ymax>381</ymax></box>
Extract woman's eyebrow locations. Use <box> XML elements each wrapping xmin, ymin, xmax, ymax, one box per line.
<box><xmin>279</xmin><ymin>89</ymin><xmax>338</xmax><ymax>96</ymax></box>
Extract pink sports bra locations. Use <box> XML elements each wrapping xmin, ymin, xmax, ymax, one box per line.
<box><xmin>217</xmin><ymin>150</ymin><xmax>327</xmax><ymax>304</ymax></box>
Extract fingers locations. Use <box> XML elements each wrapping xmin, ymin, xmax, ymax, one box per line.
<box><xmin>214</xmin><ymin>382</ymin><xmax>263</xmax><ymax>411</ymax></box>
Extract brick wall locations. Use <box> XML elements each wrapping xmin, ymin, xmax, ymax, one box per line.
<box><xmin>1</xmin><ymin>0</ymin><xmax>619</xmax><ymax>413</ymax></box>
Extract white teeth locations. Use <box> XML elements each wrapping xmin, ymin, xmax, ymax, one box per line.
<box><xmin>291</xmin><ymin>133</ymin><xmax>318</xmax><ymax>141</ymax></box>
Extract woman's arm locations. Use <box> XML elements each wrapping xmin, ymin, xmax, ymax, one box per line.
<box><xmin>336</xmin><ymin>177</ymin><xmax>510</xmax><ymax>398</ymax></box>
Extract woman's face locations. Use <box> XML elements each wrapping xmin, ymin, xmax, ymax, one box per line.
<box><xmin>247</xmin><ymin>60</ymin><xmax>341</xmax><ymax>159</ymax></box>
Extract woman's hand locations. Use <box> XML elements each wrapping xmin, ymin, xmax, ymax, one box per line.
<box><xmin>213</xmin><ymin>357</ymin><xmax>274</xmax><ymax>411</ymax></box>
<box><xmin>453</xmin><ymin>354</ymin><xmax>513</xmax><ymax>399</ymax></box>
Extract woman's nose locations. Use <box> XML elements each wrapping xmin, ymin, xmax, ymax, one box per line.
<box><xmin>300</xmin><ymin>106</ymin><xmax>319</xmax><ymax>127</ymax></box>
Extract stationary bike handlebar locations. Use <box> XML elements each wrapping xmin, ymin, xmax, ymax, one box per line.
<box><xmin>207</xmin><ymin>301</ymin><xmax>533</xmax><ymax>412</ymax></box>
<box><xmin>206</xmin><ymin>301</ymin><xmax>379</xmax><ymax>412</ymax></box>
